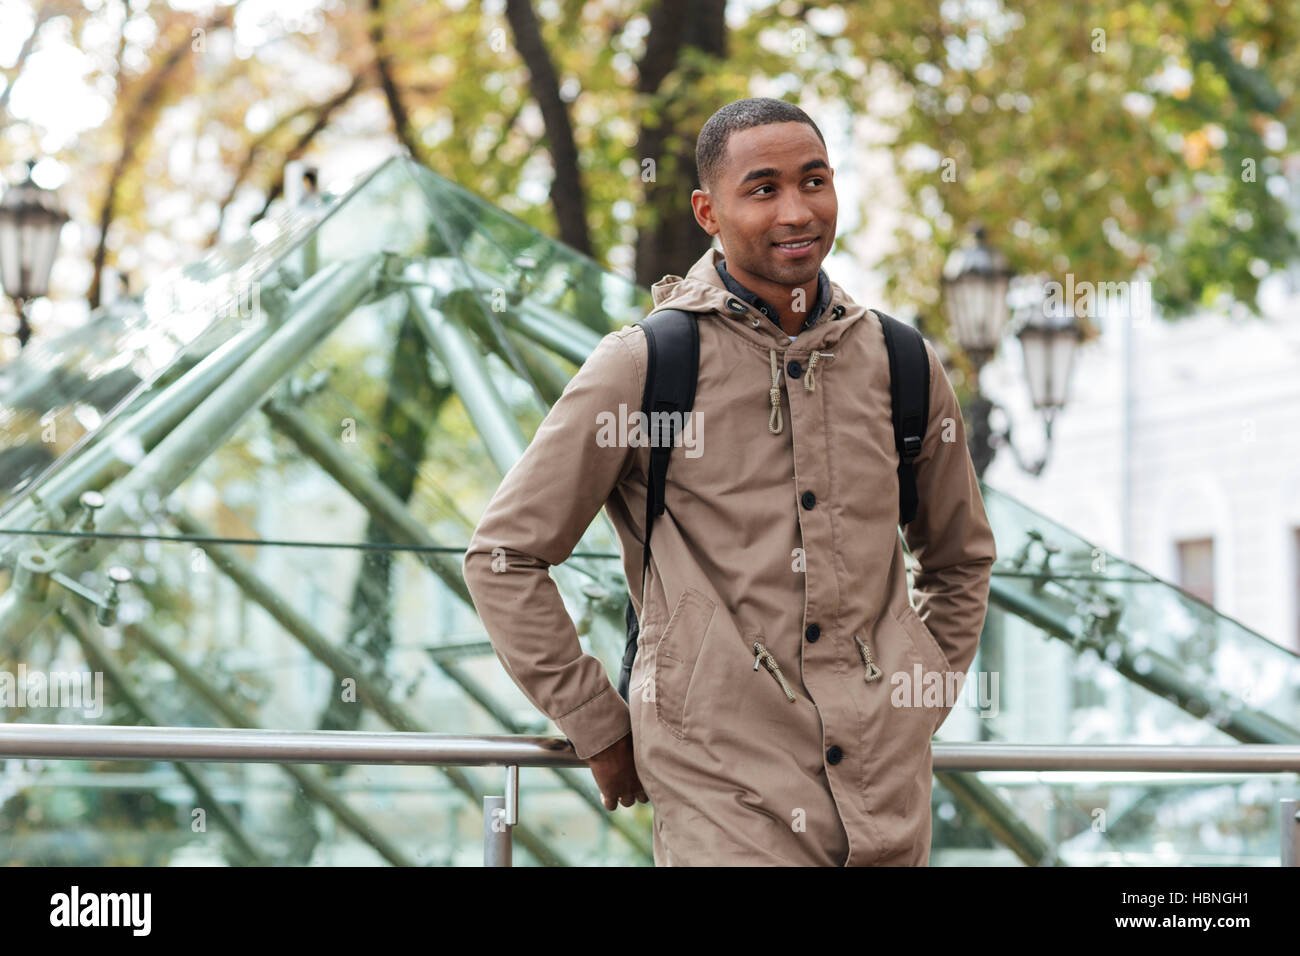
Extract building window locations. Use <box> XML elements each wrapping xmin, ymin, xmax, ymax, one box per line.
<box><xmin>1175</xmin><ymin>537</ymin><xmax>1215</xmax><ymax>606</ymax></box>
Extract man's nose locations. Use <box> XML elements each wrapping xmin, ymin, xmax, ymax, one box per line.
<box><xmin>775</xmin><ymin>194</ymin><xmax>814</xmax><ymax>226</ymax></box>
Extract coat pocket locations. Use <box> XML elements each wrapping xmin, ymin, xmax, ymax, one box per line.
<box><xmin>653</xmin><ymin>587</ymin><xmax>717</xmax><ymax>739</ymax></box>
<box><xmin>893</xmin><ymin>603</ymin><xmax>955</xmax><ymax>733</ymax></box>
<box><xmin>894</xmin><ymin>603</ymin><xmax>949</xmax><ymax>673</ymax></box>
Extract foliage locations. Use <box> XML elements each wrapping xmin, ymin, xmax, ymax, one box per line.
<box><xmin>4</xmin><ymin>1</ymin><xmax>1295</xmax><ymax>326</ymax></box>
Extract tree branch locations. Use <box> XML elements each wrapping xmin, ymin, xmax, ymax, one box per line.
<box><xmin>503</xmin><ymin>0</ymin><xmax>592</xmax><ymax>255</ymax></box>
<box><xmin>367</xmin><ymin>0</ymin><xmax>423</xmax><ymax>162</ymax></box>
<box><xmin>89</xmin><ymin>7</ymin><xmax>235</xmax><ymax>309</ymax></box>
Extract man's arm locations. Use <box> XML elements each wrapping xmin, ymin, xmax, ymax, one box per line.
<box><xmin>462</xmin><ymin>327</ymin><xmax>644</xmax><ymax>763</ymax></box>
<box><xmin>901</xmin><ymin>340</ymin><xmax>998</xmax><ymax>685</ymax></box>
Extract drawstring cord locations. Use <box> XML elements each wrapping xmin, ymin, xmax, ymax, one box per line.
<box><xmin>768</xmin><ymin>349</ymin><xmax>783</xmax><ymax>434</ymax></box>
<box><xmin>855</xmin><ymin>634</ymin><xmax>883</xmax><ymax>681</ymax></box>
<box><xmin>768</xmin><ymin>348</ymin><xmax>833</xmax><ymax>433</ymax></box>
<box><xmin>753</xmin><ymin>641</ymin><xmax>797</xmax><ymax>702</ymax></box>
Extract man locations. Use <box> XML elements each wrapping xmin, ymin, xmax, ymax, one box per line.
<box><xmin>463</xmin><ymin>97</ymin><xmax>996</xmax><ymax>866</ymax></box>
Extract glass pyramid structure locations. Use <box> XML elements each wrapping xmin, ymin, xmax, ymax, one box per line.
<box><xmin>0</xmin><ymin>154</ymin><xmax>1295</xmax><ymax>866</ymax></box>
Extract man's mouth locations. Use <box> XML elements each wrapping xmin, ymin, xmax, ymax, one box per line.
<box><xmin>773</xmin><ymin>235</ymin><xmax>818</xmax><ymax>257</ymax></box>
<box><xmin>773</xmin><ymin>236</ymin><xmax>817</xmax><ymax>250</ymax></box>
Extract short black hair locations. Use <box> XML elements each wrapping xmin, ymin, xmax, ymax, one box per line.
<box><xmin>695</xmin><ymin>97</ymin><xmax>827</xmax><ymax>192</ymax></box>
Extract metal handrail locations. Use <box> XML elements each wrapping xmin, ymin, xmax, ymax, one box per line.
<box><xmin>0</xmin><ymin>724</ymin><xmax>577</xmax><ymax>766</ymax></box>
<box><xmin>2</xmin><ymin>724</ymin><xmax>1298</xmax><ymax>865</ymax></box>
<box><xmin>3</xmin><ymin>724</ymin><xmax>1300</xmax><ymax>770</ymax></box>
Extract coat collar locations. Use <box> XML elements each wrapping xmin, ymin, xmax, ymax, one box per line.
<box><xmin>714</xmin><ymin>257</ymin><xmax>832</xmax><ymax>335</ymax></box>
<box><xmin>650</xmin><ymin>246</ymin><xmax>865</xmax><ymax>352</ymax></box>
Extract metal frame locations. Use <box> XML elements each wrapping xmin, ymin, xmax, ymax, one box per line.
<box><xmin>0</xmin><ymin>254</ymin><xmax>383</xmax><ymax>639</ymax></box>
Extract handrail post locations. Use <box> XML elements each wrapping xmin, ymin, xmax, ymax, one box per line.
<box><xmin>1282</xmin><ymin>799</ymin><xmax>1299</xmax><ymax>867</ymax></box>
<box><xmin>483</xmin><ymin>796</ymin><xmax>511</xmax><ymax>867</ymax></box>
<box><xmin>484</xmin><ymin>765</ymin><xmax>520</xmax><ymax>866</ymax></box>
<box><xmin>505</xmin><ymin>764</ymin><xmax>519</xmax><ymax>825</ymax></box>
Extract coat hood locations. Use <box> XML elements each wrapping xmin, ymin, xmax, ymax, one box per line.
<box><xmin>649</xmin><ymin>246</ymin><xmax>869</xmax><ymax>354</ymax></box>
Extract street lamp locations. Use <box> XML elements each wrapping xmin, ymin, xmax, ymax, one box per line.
<box><xmin>1017</xmin><ymin>304</ymin><xmax>1084</xmax><ymax>431</ymax></box>
<box><xmin>990</xmin><ymin>303</ymin><xmax>1085</xmax><ymax>475</ymax></box>
<box><xmin>941</xmin><ymin>225</ymin><xmax>1014</xmax><ymax>368</ymax></box>
<box><xmin>0</xmin><ymin>161</ymin><xmax>70</xmax><ymax>350</ymax></box>
<box><xmin>942</xmin><ymin>225</ymin><xmax>1081</xmax><ymax>477</ymax></box>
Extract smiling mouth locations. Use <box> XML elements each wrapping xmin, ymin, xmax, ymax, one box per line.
<box><xmin>773</xmin><ymin>237</ymin><xmax>817</xmax><ymax>250</ymax></box>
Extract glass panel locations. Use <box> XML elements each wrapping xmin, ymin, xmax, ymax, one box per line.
<box><xmin>957</xmin><ymin>484</ymin><xmax>1300</xmax><ymax>746</ymax></box>
<box><xmin>932</xmin><ymin>773</ymin><xmax>1295</xmax><ymax>865</ymax></box>
<box><xmin>0</xmin><ymin>154</ymin><xmax>655</xmax><ymax>865</ymax></box>
<box><xmin>410</xmin><ymin>164</ymin><xmax>651</xmax><ymax>338</ymax></box>
<box><xmin>0</xmin><ymin>758</ymin><xmax>649</xmax><ymax>866</ymax></box>
<box><xmin>0</xmin><ymin>162</ymin><xmax>357</xmax><ymax>516</ymax></box>
<box><xmin>3</xmin><ymin>763</ymin><xmax>1289</xmax><ymax>866</ymax></box>
<box><xmin>0</xmin><ymin>539</ymin><xmax>651</xmax><ymax>866</ymax></box>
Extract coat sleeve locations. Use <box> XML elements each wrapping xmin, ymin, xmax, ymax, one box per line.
<box><xmin>462</xmin><ymin>327</ymin><xmax>644</xmax><ymax>760</ymax></box>
<box><xmin>900</xmin><ymin>339</ymin><xmax>998</xmax><ymax>680</ymax></box>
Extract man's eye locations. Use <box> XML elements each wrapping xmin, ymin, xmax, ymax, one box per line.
<box><xmin>805</xmin><ymin>176</ymin><xmax>825</xmax><ymax>188</ymax></box>
<box><xmin>752</xmin><ymin>184</ymin><xmax>774</xmax><ymax>196</ymax></box>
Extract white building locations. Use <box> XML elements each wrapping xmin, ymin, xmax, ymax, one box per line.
<box><xmin>982</xmin><ymin>267</ymin><xmax>1300</xmax><ymax>652</ymax></box>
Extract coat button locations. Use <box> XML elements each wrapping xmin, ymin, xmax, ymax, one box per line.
<box><xmin>801</xmin><ymin>490</ymin><xmax>816</xmax><ymax>509</ymax></box>
<box><xmin>786</xmin><ymin>359</ymin><xmax>803</xmax><ymax>378</ymax></box>
<box><xmin>805</xmin><ymin>623</ymin><xmax>820</xmax><ymax>642</ymax></box>
<box><xmin>826</xmin><ymin>745</ymin><xmax>843</xmax><ymax>764</ymax></box>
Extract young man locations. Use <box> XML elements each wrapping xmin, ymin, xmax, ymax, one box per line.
<box><xmin>463</xmin><ymin>97</ymin><xmax>996</xmax><ymax>866</ymax></box>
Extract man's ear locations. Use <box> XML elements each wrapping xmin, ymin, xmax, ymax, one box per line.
<box><xmin>691</xmin><ymin>188</ymin><xmax>719</xmax><ymax>238</ymax></box>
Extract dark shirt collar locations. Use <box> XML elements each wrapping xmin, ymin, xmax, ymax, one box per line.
<box><xmin>716</xmin><ymin>257</ymin><xmax>831</xmax><ymax>336</ymax></box>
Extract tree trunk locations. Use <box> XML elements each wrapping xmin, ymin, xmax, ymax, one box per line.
<box><xmin>503</xmin><ymin>0</ymin><xmax>592</xmax><ymax>256</ymax></box>
<box><xmin>634</xmin><ymin>0</ymin><xmax>726</xmax><ymax>289</ymax></box>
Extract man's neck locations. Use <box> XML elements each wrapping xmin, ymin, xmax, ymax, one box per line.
<box><xmin>717</xmin><ymin>256</ymin><xmax>826</xmax><ymax>337</ymax></box>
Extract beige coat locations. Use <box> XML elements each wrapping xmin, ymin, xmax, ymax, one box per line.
<box><xmin>463</xmin><ymin>246</ymin><xmax>996</xmax><ymax>865</ymax></box>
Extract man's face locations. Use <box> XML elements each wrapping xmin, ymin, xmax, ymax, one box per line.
<box><xmin>691</xmin><ymin>121</ymin><xmax>837</xmax><ymax>288</ymax></box>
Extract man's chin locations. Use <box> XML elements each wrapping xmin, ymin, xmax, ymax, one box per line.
<box><xmin>765</xmin><ymin>254</ymin><xmax>822</xmax><ymax>284</ymax></box>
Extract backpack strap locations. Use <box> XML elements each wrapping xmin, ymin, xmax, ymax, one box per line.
<box><xmin>617</xmin><ymin>308</ymin><xmax>699</xmax><ymax>702</ymax></box>
<box><xmin>875</xmin><ymin>310</ymin><xmax>931</xmax><ymax>527</ymax></box>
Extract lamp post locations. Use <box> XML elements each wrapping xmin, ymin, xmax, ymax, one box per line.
<box><xmin>0</xmin><ymin>161</ymin><xmax>70</xmax><ymax>351</ymax></box>
<box><xmin>942</xmin><ymin>225</ymin><xmax>1081</xmax><ymax>478</ymax></box>
<box><xmin>1000</xmin><ymin>303</ymin><xmax>1085</xmax><ymax>473</ymax></box>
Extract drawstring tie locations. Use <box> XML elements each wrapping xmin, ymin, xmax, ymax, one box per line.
<box><xmin>855</xmin><ymin>634</ymin><xmax>883</xmax><ymax>681</ymax></box>
<box><xmin>753</xmin><ymin>641</ymin><xmax>797</xmax><ymax>701</ymax></box>
<box><xmin>768</xmin><ymin>348</ymin><xmax>832</xmax><ymax>434</ymax></box>
<box><xmin>768</xmin><ymin>349</ymin><xmax>783</xmax><ymax>434</ymax></box>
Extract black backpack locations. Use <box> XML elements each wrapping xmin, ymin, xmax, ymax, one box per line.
<box><xmin>616</xmin><ymin>307</ymin><xmax>930</xmax><ymax>702</ymax></box>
